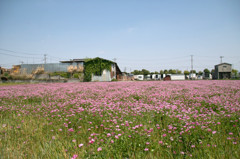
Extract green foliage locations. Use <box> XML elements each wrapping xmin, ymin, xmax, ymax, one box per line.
<box><xmin>131</xmin><ymin>69</ymin><xmax>150</xmax><ymax>75</ymax></box>
<box><xmin>184</xmin><ymin>70</ymin><xmax>190</xmax><ymax>75</ymax></box>
<box><xmin>111</xmin><ymin>78</ymin><xmax>118</xmax><ymax>82</ymax></box>
<box><xmin>73</xmin><ymin>73</ymin><xmax>83</xmax><ymax>79</ymax></box>
<box><xmin>198</xmin><ymin>71</ymin><xmax>203</xmax><ymax>75</ymax></box>
<box><xmin>164</xmin><ymin>69</ymin><xmax>168</xmax><ymax>74</ymax></box>
<box><xmin>232</xmin><ymin>69</ymin><xmax>238</xmax><ymax>77</ymax></box>
<box><xmin>84</xmin><ymin>57</ymin><xmax>113</xmax><ymax>82</ymax></box>
<box><xmin>49</xmin><ymin>72</ymin><xmax>71</xmax><ymax>78</ymax></box>
<box><xmin>204</xmin><ymin>69</ymin><xmax>210</xmax><ymax>73</ymax></box>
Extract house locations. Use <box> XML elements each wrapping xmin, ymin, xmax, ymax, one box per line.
<box><xmin>213</xmin><ymin>63</ymin><xmax>232</xmax><ymax>79</ymax></box>
<box><xmin>60</xmin><ymin>58</ymin><xmax>122</xmax><ymax>81</ymax></box>
<box><xmin>20</xmin><ymin>57</ymin><xmax>122</xmax><ymax>82</ymax></box>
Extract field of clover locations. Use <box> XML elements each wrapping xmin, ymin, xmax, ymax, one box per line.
<box><xmin>0</xmin><ymin>80</ymin><xmax>239</xmax><ymax>159</ymax></box>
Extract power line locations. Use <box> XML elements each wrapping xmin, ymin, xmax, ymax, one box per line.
<box><xmin>0</xmin><ymin>48</ymin><xmax>43</xmax><ymax>55</ymax></box>
<box><xmin>0</xmin><ymin>52</ymin><xmax>42</xmax><ymax>59</ymax></box>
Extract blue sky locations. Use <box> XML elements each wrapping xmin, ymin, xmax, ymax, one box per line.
<box><xmin>0</xmin><ymin>0</ymin><xmax>240</xmax><ymax>72</ymax></box>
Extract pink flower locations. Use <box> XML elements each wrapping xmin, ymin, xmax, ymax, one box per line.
<box><xmin>162</xmin><ymin>134</ymin><xmax>167</xmax><ymax>137</ymax></box>
<box><xmin>146</xmin><ymin>142</ymin><xmax>150</xmax><ymax>145</ymax></box>
<box><xmin>52</xmin><ymin>136</ymin><xmax>56</xmax><ymax>140</ymax></box>
<box><xmin>97</xmin><ymin>147</ymin><xmax>102</xmax><ymax>151</ymax></box>
<box><xmin>68</xmin><ymin>128</ymin><xmax>74</xmax><ymax>132</ymax></box>
<box><xmin>144</xmin><ymin>148</ymin><xmax>149</xmax><ymax>151</ymax></box>
<box><xmin>159</xmin><ymin>141</ymin><xmax>163</xmax><ymax>144</ymax></box>
<box><xmin>212</xmin><ymin>131</ymin><xmax>217</xmax><ymax>134</ymax></box>
<box><xmin>71</xmin><ymin>154</ymin><xmax>78</xmax><ymax>159</ymax></box>
<box><xmin>78</xmin><ymin>144</ymin><xmax>83</xmax><ymax>148</ymax></box>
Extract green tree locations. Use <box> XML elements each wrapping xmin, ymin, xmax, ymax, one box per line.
<box><xmin>211</xmin><ymin>69</ymin><xmax>215</xmax><ymax>75</ymax></box>
<box><xmin>160</xmin><ymin>70</ymin><xmax>164</xmax><ymax>74</ymax></box>
<box><xmin>131</xmin><ymin>70</ymin><xmax>140</xmax><ymax>75</ymax></box>
<box><xmin>141</xmin><ymin>69</ymin><xmax>150</xmax><ymax>76</ymax></box>
<box><xmin>176</xmin><ymin>70</ymin><xmax>182</xmax><ymax>74</ymax></box>
<box><xmin>204</xmin><ymin>69</ymin><xmax>210</xmax><ymax>77</ymax></box>
<box><xmin>190</xmin><ymin>70</ymin><xmax>196</xmax><ymax>74</ymax></box>
<box><xmin>163</xmin><ymin>69</ymin><xmax>168</xmax><ymax>74</ymax></box>
<box><xmin>198</xmin><ymin>71</ymin><xmax>203</xmax><ymax>75</ymax></box>
<box><xmin>203</xmin><ymin>69</ymin><xmax>210</xmax><ymax>74</ymax></box>
<box><xmin>172</xmin><ymin>69</ymin><xmax>177</xmax><ymax>74</ymax></box>
<box><xmin>184</xmin><ymin>70</ymin><xmax>190</xmax><ymax>75</ymax></box>
<box><xmin>232</xmin><ymin>69</ymin><xmax>238</xmax><ymax>77</ymax></box>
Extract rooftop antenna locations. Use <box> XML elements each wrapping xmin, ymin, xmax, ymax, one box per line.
<box><xmin>220</xmin><ymin>56</ymin><xmax>224</xmax><ymax>63</ymax></box>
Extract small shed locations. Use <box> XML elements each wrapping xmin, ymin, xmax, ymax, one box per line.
<box><xmin>170</xmin><ymin>74</ymin><xmax>185</xmax><ymax>80</ymax></box>
<box><xmin>163</xmin><ymin>75</ymin><xmax>171</xmax><ymax>81</ymax></box>
<box><xmin>213</xmin><ymin>63</ymin><xmax>232</xmax><ymax>79</ymax></box>
<box><xmin>134</xmin><ymin>75</ymin><xmax>144</xmax><ymax>80</ymax></box>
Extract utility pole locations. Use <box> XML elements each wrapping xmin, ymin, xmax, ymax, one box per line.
<box><xmin>44</xmin><ymin>54</ymin><xmax>47</xmax><ymax>64</ymax></box>
<box><xmin>220</xmin><ymin>56</ymin><xmax>224</xmax><ymax>63</ymax></box>
<box><xmin>191</xmin><ymin>55</ymin><xmax>193</xmax><ymax>74</ymax></box>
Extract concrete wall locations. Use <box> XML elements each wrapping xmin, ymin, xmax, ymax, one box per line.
<box><xmin>91</xmin><ymin>69</ymin><xmax>111</xmax><ymax>82</ymax></box>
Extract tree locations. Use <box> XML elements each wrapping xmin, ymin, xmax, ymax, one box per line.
<box><xmin>204</xmin><ymin>68</ymin><xmax>210</xmax><ymax>77</ymax></box>
<box><xmin>163</xmin><ymin>69</ymin><xmax>168</xmax><ymax>74</ymax></box>
<box><xmin>168</xmin><ymin>69</ymin><xmax>177</xmax><ymax>74</ymax></box>
<box><xmin>203</xmin><ymin>69</ymin><xmax>210</xmax><ymax>74</ymax></box>
<box><xmin>232</xmin><ymin>69</ymin><xmax>238</xmax><ymax>77</ymax></box>
<box><xmin>198</xmin><ymin>71</ymin><xmax>203</xmax><ymax>75</ymax></box>
<box><xmin>154</xmin><ymin>71</ymin><xmax>159</xmax><ymax>74</ymax></box>
<box><xmin>131</xmin><ymin>70</ymin><xmax>140</xmax><ymax>75</ymax></box>
<box><xmin>141</xmin><ymin>69</ymin><xmax>150</xmax><ymax>76</ymax></box>
<box><xmin>211</xmin><ymin>69</ymin><xmax>215</xmax><ymax>75</ymax></box>
<box><xmin>184</xmin><ymin>70</ymin><xmax>190</xmax><ymax>75</ymax></box>
<box><xmin>176</xmin><ymin>70</ymin><xmax>182</xmax><ymax>74</ymax></box>
<box><xmin>160</xmin><ymin>70</ymin><xmax>164</xmax><ymax>74</ymax></box>
<box><xmin>171</xmin><ymin>69</ymin><xmax>177</xmax><ymax>74</ymax></box>
<box><xmin>190</xmin><ymin>70</ymin><xmax>196</xmax><ymax>74</ymax></box>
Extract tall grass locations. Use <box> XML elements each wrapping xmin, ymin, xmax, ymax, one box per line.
<box><xmin>0</xmin><ymin>81</ymin><xmax>239</xmax><ymax>158</ymax></box>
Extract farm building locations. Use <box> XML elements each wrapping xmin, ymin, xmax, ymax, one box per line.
<box><xmin>20</xmin><ymin>57</ymin><xmax>122</xmax><ymax>82</ymax></box>
<box><xmin>151</xmin><ymin>74</ymin><xmax>161</xmax><ymax>80</ymax></box>
<box><xmin>170</xmin><ymin>74</ymin><xmax>185</xmax><ymax>80</ymax></box>
<box><xmin>134</xmin><ymin>75</ymin><xmax>144</xmax><ymax>80</ymax></box>
<box><xmin>213</xmin><ymin>63</ymin><xmax>232</xmax><ymax>79</ymax></box>
<box><xmin>145</xmin><ymin>74</ymin><xmax>161</xmax><ymax>80</ymax></box>
<box><xmin>162</xmin><ymin>74</ymin><xmax>185</xmax><ymax>81</ymax></box>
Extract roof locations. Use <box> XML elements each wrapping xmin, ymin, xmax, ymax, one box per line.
<box><xmin>215</xmin><ymin>63</ymin><xmax>232</xmax><ymax>66</ymax></box>
<box><xmin>60</xmin><ymin>57</ymin><xmax>122</xmax><ymax>74</ymax></box>
<box><xmin>60</xmin><ymin>59</ymin><xmax>85</xmax><ymax>63</ymax></box>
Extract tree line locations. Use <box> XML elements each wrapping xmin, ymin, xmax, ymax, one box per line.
<box><xmin>130</xmin><ymin>68</ymin><xmax>238</xmax><ymax>76</ymax></box>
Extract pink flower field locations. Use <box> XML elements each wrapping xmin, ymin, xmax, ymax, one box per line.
<box><xmin>0</xmin><ymin>80</ymin><xmax>239</xmax><ymax>158</ymax></box>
